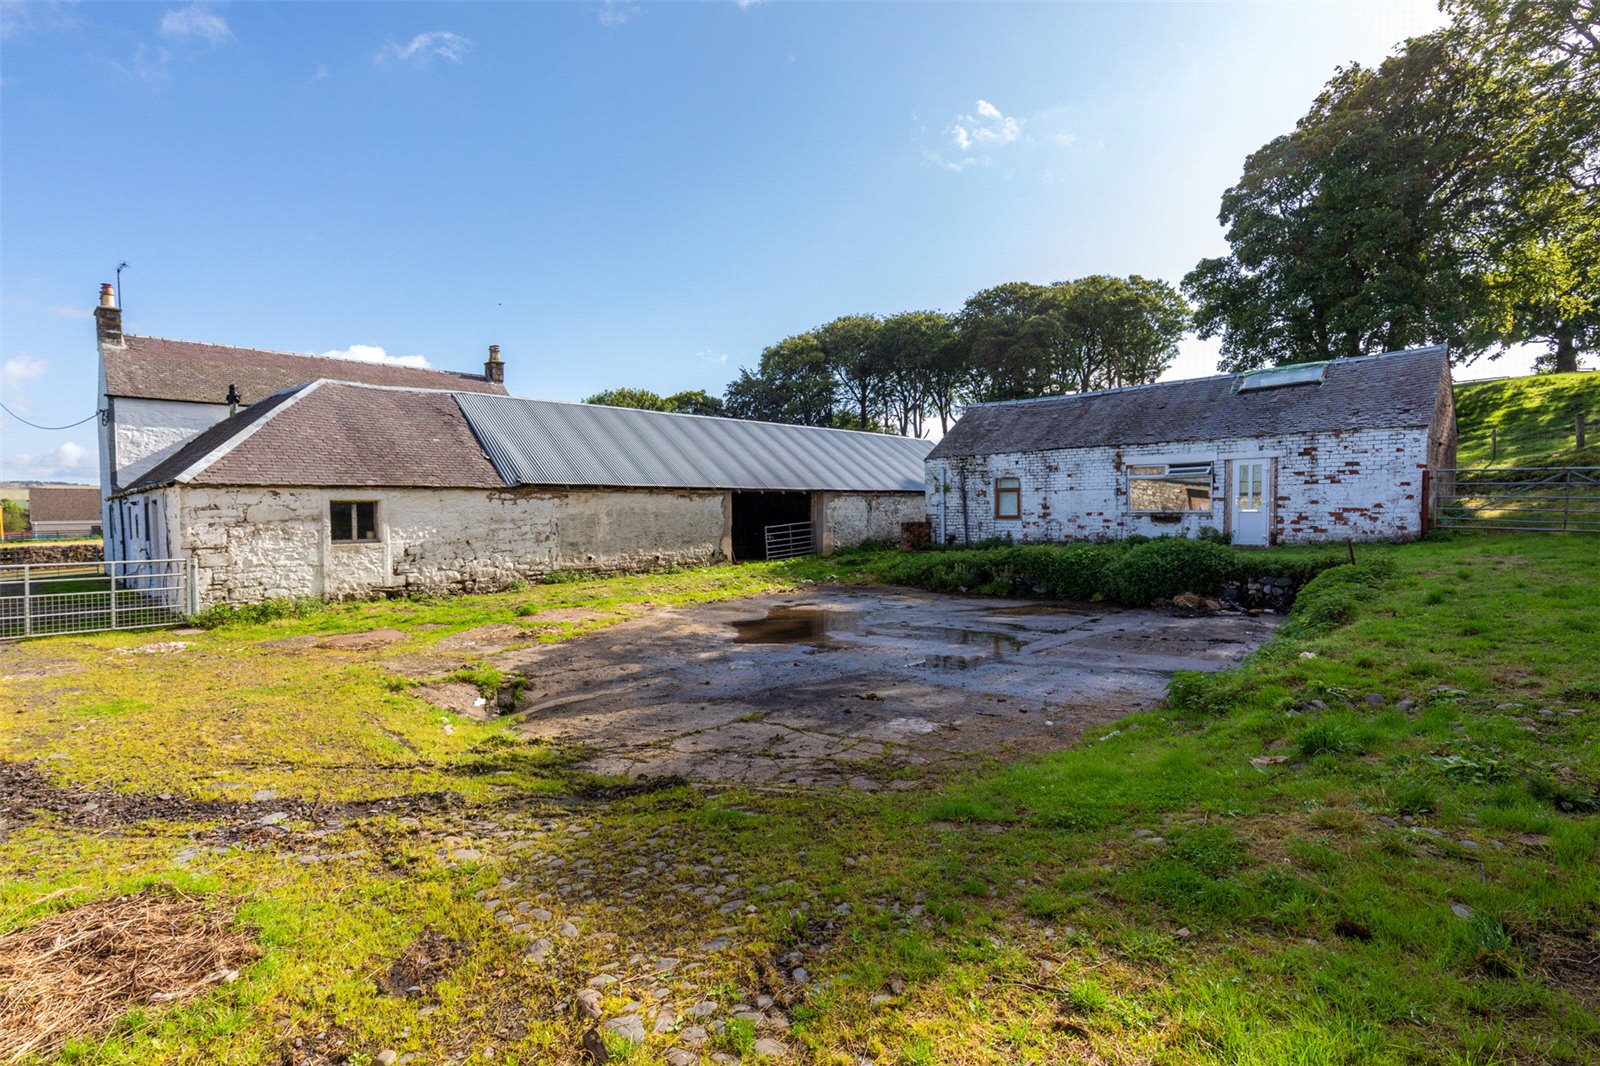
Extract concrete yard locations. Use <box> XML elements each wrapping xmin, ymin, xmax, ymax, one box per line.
<box><xmin>501</xmin><ymin>587</ymin><xmax>1277</xmax><ymax>788</ymax></box>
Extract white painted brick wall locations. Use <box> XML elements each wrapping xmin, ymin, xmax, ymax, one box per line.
<box><xmin>926</xmin><ymin>427</ymin><xmax>1433</xmax><ymax>545</ymax></box>
<box><xmin>818</xmin><ymin>492</ymin><xmax>927</xmax><ymax>553</ymax></box>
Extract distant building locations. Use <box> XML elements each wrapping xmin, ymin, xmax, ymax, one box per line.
<box><xmin>92</xmin><ymin>283</ymin><xmax>507</xmax><ymax>561</ymax></box>
<box><xmin>926</xmin><ymin>346</ymin><xmax>1457</xmax><ymax>546</ymax></box>
<box><xmin>27</xmin><ymin>485</ymin><xmax>103</xmax><ymax>538</ymax></box>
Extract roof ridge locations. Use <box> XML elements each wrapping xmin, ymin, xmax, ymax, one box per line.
<box><xmin>476</xmin><ymin>391</ymin><xmax>934</xmax><ymax>444</ymax></box>
<box><xmin>121</xmin><ymin>334</ymin><xmax>492</xmax><ymax>380</ymax></box>
<box><xmin>969</xmin><ymin>345</ymin><xmax>1449</xmax><ymax>410</ymax></box>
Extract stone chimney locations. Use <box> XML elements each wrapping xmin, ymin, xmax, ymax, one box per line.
<box><xmin>94</xmin><ymin>283</ymin><xmax>123</xmax><ymax>347</ymax></box>
<box><xmin>485</xmin><ymin>344</ymin><xmax>504</xmax><ymax>384</ymax></box>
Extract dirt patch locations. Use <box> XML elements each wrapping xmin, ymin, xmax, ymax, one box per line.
<box><xmin>0</xmin><ymin>886</ymin><xmax>259</xmax><ymax>1062</ymax></box>
<box><xmin>433</xmin><ymin>624</ymin><xmax>533</xmax><ymax>654</ymax></box>
<box><xmin>0</xmin><ymin>760</ymin><xmax>463</xmax><ymax>840</ymax></box>
<box><xmin>376</xmin><ymin>929</ymin><xmax>465</xmax><ymax>999</ymax></box>
<box><xmin>413</xmin><ymin>681</ymin><xmax>494</xmax><ymax>720</ymax></box>
<box><xmin>521</xmin><ymin>607</ymin><xmax>616</xmax><ymax>625</ymax></box>
<box><xmin>318</xmin><ymin>629</ymin><xmax>410</xmax><ymax>650</ymax></box>
<box><xmin>0</xmin><ymin>656</ymin><xmax>84</xmax><ymax>681</ymax></box>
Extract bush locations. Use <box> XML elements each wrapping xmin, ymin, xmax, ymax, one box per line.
<box><xmin>1102</xmin><ymin>538</ymin><xmax>1240</xmax><ymax>606</ymax></box>
<box><xmin>191</xmin><ymin>596</ymin><xmax>326</xmax><ymax>629</ymax></box>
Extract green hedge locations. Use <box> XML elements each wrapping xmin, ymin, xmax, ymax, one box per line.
<box><xmin>873</xmin><ymin>537</ymin><xmax>1342</xmax><ymax>607</ymax></box>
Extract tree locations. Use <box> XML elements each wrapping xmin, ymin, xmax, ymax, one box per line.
<box><xmin>955</xmin><ymin>282</ymin><xmax>1054</xmax><ymax>401</ymax></box>
<box><xmin>584</xmin><ymin>387</ymin><xmax>671</xmax><ymax>411</ymax></box>
<box><xmin>1185</xmin><ymin>1</ymin><xmax>1599</xmax><ymax>372</ymax></box>
<box><xmin>722</xmin><ymin>333</ymin><xmax>838</xmax><ymax>426</ymax></box>
<box><xmin>663</xmin><ymin>390</ymin><xmax>726</xmax><ymax>417</ymax></box>
<box><xmin>814</xmin><ymin>315</ymin><xmax>884</xmax><ymax>429</ymax></box>
<box><xmin>876</xmin><ymin>311</ymin><xmax>955</xmax><ymax>436</ymax></box>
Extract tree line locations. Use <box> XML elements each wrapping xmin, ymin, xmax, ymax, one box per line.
<box><xmin>587</xmin><ymin>274</ymin><xmax>1190</xmax><ymax>437</ymax></box>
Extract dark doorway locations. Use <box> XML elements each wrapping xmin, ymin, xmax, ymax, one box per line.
<box><xmin>731</xmin><ymin>491</ymin><xmax>813</xmax><ymax>561</ymax></box>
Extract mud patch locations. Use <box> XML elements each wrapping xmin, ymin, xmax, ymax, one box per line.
<box><xmin>318</xmin><ymin>629</ymin><xmax>410</xmax><ymax>650</ymax></box>
<box><xmin>0</xmin><ymin>760</ymin><xmax>462</xmax><ymax>840</ymax></box>
<box><xmin>413</xmin><ymin>681</ymin><xmax>493</xmax><ymax>720</ymax></box>
<box><xmin>0</xmin><ymin>656</ymin><xmax>84</xmax><ymax>681</ymax></box>
<box><xmin>0</xmin><ymin>886</ymin><xmax>259</xmax><ymax>1062</ymax></box>
<box><xmin>434</xmin><ymin>624</ymin><xmax>532</xmax><ymax>654</ymax></box>
<box><xmin>376</xmin><ymin>929</ymin><xmax>465</xmax><ymax>999</ymax></box>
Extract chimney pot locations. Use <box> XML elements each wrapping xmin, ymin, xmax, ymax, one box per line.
<box><xmin>485</xmin><ymin>344</ymin><xmax>505</xmax><ymax>384</ymax></box>
<box><xmin>99</xmin><ymin>283</ymin><xmax>116</xmax><ymax>308</ymax></box>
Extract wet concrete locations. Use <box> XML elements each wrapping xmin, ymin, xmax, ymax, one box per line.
<box><xmin>499</xmin><ymin>587</ymin><xmax>1277</xmax><ymax>789</ymax></box>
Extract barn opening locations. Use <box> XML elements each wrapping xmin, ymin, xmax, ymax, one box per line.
<box><xmin>731</xmin><ymin>491</ymin><xmax>814</xmax><ymax>561</ymax></box>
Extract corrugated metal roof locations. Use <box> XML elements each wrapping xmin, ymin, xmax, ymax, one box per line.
<box><xmin>455</xmin><ymin>394</ymin><xmax>933</xmax><ymax>492</ymax></box>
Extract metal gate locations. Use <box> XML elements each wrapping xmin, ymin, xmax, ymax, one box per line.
<box><xmin>0</xmin><ymin>558</ymin><xmax>198</xmax><ymax>640</ymax></box>
<box><xmin>1433</xmin><ymin>467</ymin><xmax>1600</xmax><ymax>533</ymax></box>
<box><xmin>764</xmin><ymin>521</ymin><xmax>816</xmax><ymax>560</ymax></box>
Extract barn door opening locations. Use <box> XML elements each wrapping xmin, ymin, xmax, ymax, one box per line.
<box><xmin>731</xmin><ymin>491</ymin><xmax>813</xmax><ymax>561</ymax></box>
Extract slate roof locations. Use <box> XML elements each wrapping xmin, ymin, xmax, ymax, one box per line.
<box><xmin>457</xmin><ymin>393</ymin><xmax>934</xmax><ymax>492</ymax></box>
<box><xmin>928</xmin><ymin>346</ymin><xmax>1451</xmax><ymax>460</ymax></box>
<box><xmin>103</xmin><ymin>334</ymin><xmax>507</xmax><ymax>405</ymax></box>
<box><xmin>123</xmin><ymin>382</ymin><xmax>503</xmax><ymax>493</ymax></box>
<box><xmin>121</xmin><ymin>383</ymin><xmax>932</xmax><ymax>495</ymax></box>
<box><xmin>28</xmin><ymin>485</ymin><xmax>102</xmax><ymax>523</ymax></box>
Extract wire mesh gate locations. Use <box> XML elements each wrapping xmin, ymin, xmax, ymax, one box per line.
<box><xmin>763</xmin><ymin>521</ymin><xmax>816</xmax><ymax>559</ymax></box>
<box><xmin>0</xmin><ymin>558</ymin><xmax>198</xmax><ymax>639</ymax></box>
<box><xmin>1433</xmin><ymin>467</ymin><xmax>1600</xmax><ymax>533</ymax></box>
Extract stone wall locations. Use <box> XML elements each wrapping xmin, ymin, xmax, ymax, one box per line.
<box><xmin>161</xmin><ymin>485</ymin><xmax>730</xmax><ymax>607</ymax></box>
<box><xmin>926</xmin><ymin>426</ymin><xmax>1435</xmax><ymax>545</ymax></box>
<box><xmin>816</xmin><ymin>492</ymin><xmax>927</xmax><ymax>554</ymax></box>
<box><xmin>0</xmin><ymin>542</ymin><xmax>105</xmax><ymax>566</ymax></box>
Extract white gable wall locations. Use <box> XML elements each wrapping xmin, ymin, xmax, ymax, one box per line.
<box><xmin>926</xmin><ymin>426</ymin><xmax>1434</xmax><ymax>546</ymax></box>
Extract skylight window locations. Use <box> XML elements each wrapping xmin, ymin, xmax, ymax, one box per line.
<box><xmin>1237</xmin><ymin>363</ymin><xmax>1327</xmax><ymax>392</ymax></box>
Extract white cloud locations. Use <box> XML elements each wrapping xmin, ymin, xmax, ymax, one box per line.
<box><xmin>6</xmin><ymin>441</ymin><xmax>92</xmax><ymax>480</ymax></box>
<box><xmin>1</xmin><ymin>0</ymin><xmax>76</xmax><ymax>43</ymax></box>
<box><xmin>696</xmin><ymin>350</ymin><xmax>729</xmax><ymax>366</ymax></box>
<box><xmin>160</xmin><ymin>4</ymin><xmax>232</xmax><ymax>47</ymax></box>
<box><xmin>734</xmin><ymin>0</ymin><xmax>765</xmax><ymax>8</ymax></box>
<box><xmin>318</xmin><ymin>344</ymin><xmax>432</xmax><ymax>369</ymax></box>
<box><xmin>598</xmin><ymin>1</ymin><xmax>641</xmax><ymax>27</ymax></box>
<box><xmin>951</xmin><ymin>99</ymin><xmax>1021</xmax><ymax>153</ymax></box>
<box><xmin>378</xmin><ymin>31</ymin><xmax>470</xmax><ymax>66</ymax></box>
<box><xmin>925</xmin><ymin>99</ymin><xmax>1081</xmax><ymax>176</ymax></box>
<box><xmin>1</xmin><ymin>356</ymin><xmax>48</xmax><ymax>413</ymax></box>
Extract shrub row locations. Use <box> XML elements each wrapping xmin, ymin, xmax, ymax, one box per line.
<box><xmin>874</xmin><ymin>537</ymin><xmax>1343</xmax><ymax>608</ymax></box>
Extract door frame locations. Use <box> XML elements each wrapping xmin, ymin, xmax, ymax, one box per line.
<box><xmin>1225</xmin><ymin>455</ymin><xmax>1275</xmax><ymax>546</ymax></box>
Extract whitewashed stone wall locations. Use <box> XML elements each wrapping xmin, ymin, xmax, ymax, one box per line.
<box><xmin>926</xmin><ymin>427</ymin><xmax>1437</xmax><ymax>546</ymax></box>
<box><xmin>158</xmin><ymin>485</ymin><xmax>730</xmax><ymax>607</ymax></box>
<box><xmin>109</xmin><ymin>398</ymin><xmax>231</xmax><ymax>486</ymax></box>
<box><xmin>817</xmin><ymin>492</ymin><xmax>926</xmax><ymax>554</ymax></box>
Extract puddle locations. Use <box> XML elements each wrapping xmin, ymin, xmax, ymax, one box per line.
<box><xmin>875</xmin><ymin>626</ymin><xmax>1026</xmax><ymax>655</ymax></box>
<box><xmin>982</xmin><ymin>604</ymin><xmax>1100</xmax><ymax>617</ymax></box>
<box><xmin>731</xmin><ymin>607</ymin><xmax>862</xmax><ymax>644</ymax></box>
<box><xmin>916</xmin><ymin>654</ymin><xmax>991</xmax><ymax>671</ymax></box>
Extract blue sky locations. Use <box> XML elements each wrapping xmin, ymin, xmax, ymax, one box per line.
<box><xmin>3</xmin><ymin>0</ymin><xmax>1525</xmax><ymax>482</ymax></box>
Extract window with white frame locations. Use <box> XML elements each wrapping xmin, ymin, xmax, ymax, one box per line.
<box><xmin>1127</xmin><ymin>462</ymin><xmax>1214</xmax><ymax>513</ymax></box>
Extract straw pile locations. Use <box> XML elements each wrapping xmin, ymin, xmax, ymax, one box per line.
<box><xmin>0</xmin><ymin>887</ymin><xmax>258</xmax><ymax>1062</ymax></box>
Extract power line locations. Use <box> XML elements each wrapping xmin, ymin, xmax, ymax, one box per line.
<box><xmin>0</xmin><ymin>401</ymin><xmax>99</xmax><ymax>430</ymax></box>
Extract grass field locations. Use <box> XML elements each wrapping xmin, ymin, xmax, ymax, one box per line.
<box><xmin>1455</xmin><ymin>373</ymin><xmax>1600</xmax><ymax>467</ymax></box>
<box><xmin>0</xmin><ymin>537</ymin><xmax>1596</xmax><ymax>1064</ymax></box>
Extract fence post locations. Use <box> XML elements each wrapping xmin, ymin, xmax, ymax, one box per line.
<box><xmin>1563</xmin><ymin>470</ymin><xmax>1572</xmax><ymax>532</ymax></box>
<box><xmin>22</xmin><ymin>564</ymin><xmax>31</xmax><ymax>638</ymax></box>
<box><xmin>109</xmin><ymin>562</ymin><xmax>118</xmax><ymax>630</ymax></box>
<box><xmin>187</xmin><ymin>556</ymin><xmax>199</xmax><ymax>617</ymax></box>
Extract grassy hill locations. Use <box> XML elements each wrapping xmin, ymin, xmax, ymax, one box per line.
<box><xmin>1454</xmin><ymin>371</ymin><xmax>1600</xmax><ymax>467</ymax></box>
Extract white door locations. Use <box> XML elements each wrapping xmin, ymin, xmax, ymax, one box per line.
<box><xmin>1231</xmin><ymin>459</ymin><xmax>1270</xmax><ymax>546</ymax></box>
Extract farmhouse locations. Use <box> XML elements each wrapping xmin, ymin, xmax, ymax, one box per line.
<box><xmin>92</xmin><ymin>284</ymin><xmax>508</xmax><ymax>562</ymax></box>
<box><xmin>24</xmin><ymin>485</ymin><xmax>103</xmax><ymax>538</ymax></box>
<box><xmin>111</xmin><ymin>380</ymin><xmax>930</xmax><ymax>607</ymax></box>
<box><xmin>926</xmin><ymin>345</ymin><xmax>1456</xmax><ymax>546</ymax></box>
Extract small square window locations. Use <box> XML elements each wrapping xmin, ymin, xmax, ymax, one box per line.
<box><xmin>995</xmin><ymin>477</ymin><xmax>1021</xmax><ymax>520</ymax></box>
<box><xmin>331</xmin><ymin>501</ymin><xmax>379</xmax><ymax>543</ymax></box>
